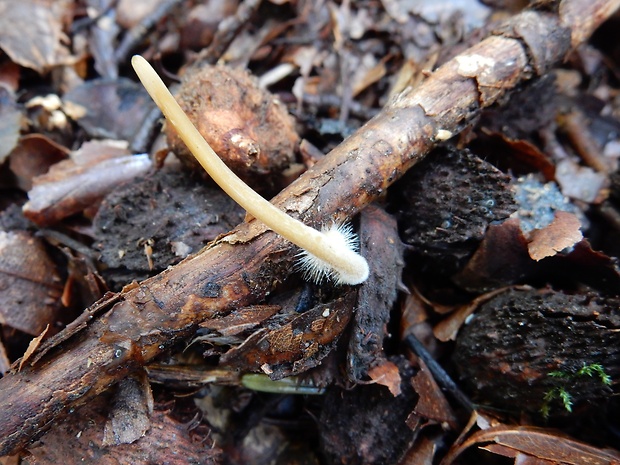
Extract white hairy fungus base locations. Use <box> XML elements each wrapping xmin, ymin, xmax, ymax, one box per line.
<box><xmin>296</xmin><ymin>223</ymin><xmax>368</xmax><ymax>285</ymax></box>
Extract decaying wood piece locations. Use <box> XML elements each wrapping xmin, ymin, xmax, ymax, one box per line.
<box><xmin>453</xmin><ymin>287</ymin><xmax>620</xmax><ymax>414</ymax></box>
<box><xmin>0</xmin><ymin>0</ymin><xmax>617</xmax><ymax>456</ymax></box>
<box><xmin>347</xmin><ymin>205</ymin><xmax>405</xmax><ymax>382</ymax></box>
<box><xmin>319</xmin><ymin>356</ymin><xmax>420</xmax><ymax>465</ymax></box>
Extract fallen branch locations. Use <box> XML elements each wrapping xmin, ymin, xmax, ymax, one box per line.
<box><xmin>0</xmin><ymin>0</ymin><xmax>617</xmax><ymax>456</ymax></box>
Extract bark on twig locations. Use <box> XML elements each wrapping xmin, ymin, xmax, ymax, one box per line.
<box><xmin>0</xmin><ymin>0</ymin><xmax>617</xmax><ymax>456</ymax></box>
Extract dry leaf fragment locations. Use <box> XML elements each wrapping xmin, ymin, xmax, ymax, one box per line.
<box><xmin>0</xmin><ymin>0</ymin><xmax>71</xmax><ymax>72</ymax></box>
<box><xmin>0</xmin><ymin>231</ymin><xmax>62</xmax><ymax>336</ymax></box>
<box><xmin>527</xmin><ymin>211</ymin><xmax>583</xmax><ymax>261</ymax></box>
<box><xmin>63</xmin><ymin>78</ymin><xmax>157</xmax><ymax>140</ymax></box>
<box><xmin>490</xmin><ymin>427</ymin><xmax>620</xmax><ymax>464</ymax></box>
<box><xmin>441</xmin><ymin>425</ymin><xmax>620</xmax><ymax>465</ymax></box>
<box><xmin>411</xmin><ymin>359</ymin><xmax>458</xmax><ymax>427</ymax></box>
<box><xmin>18</xmin><ymin>325</ymin><xmax>49</xmax><ymax>372</ymax></box>
<box><xmin>103</xmin><ymin>375</ymin><xmax>153</xmax><ymax>446</ymax></box>
<box><xmin>116</xmin><ymin>0</ymin><xmax>165</xmax><ymax>28</ymax></box>
<box><xmin>555</xmin><ymin>158</ymin><xmax>607</xmax><ymax>203</ymax></box>
<box><xmin>351</xmin><ymin>53</ymin><xmax>387</xmax><ymax>97</ymax></box>
<box><xmin>23</xmin><ymin>141</ymin><xmax>152</xmax><ymax>226</ymax></box>
<box><xmin>0</xmin><ymin>84</ymin><xmax>22</xmax><ymax>164</ymax></box>
<box><xmin>481</xmin><ymin>443</ymin><xmax>556</xmax><ymax>464</ymax></box>
<box><xmin>479</xmin><ymin>131</ymin><xmax>557</xmax><ymax>180</ymax></box>
<box><xmin>400</xmin><ymin>435</ymin><xmax>438</xmax><ymax>465</ymax></box>
<box><xmin>368</xmin><ymin>360</ymin><xmax>402</xmax><ymax>396</ymax></box>
<box><xmin>452</xmin><ymin>218</ymin><xmax>534</xmax><ymax>293</ymax></box>
<box><xmin>8</xmin><ymin>134</ymin><xmax>69</xmax><ymax>191</ymax></box>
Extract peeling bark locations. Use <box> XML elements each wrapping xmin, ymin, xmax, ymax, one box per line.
<box><xmin>0</xmin><ymin>0</ymin><xmax>617</xmax><ymax>456</ymax></box>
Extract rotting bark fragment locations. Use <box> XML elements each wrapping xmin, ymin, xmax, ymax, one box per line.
<box><xmin>453</xmin><ymin>287</ymin><xmax>620</xmax><ymax>415</ymax></box>
<box><xmin>395</xmin><ymin>147</ymin><xmax>516</xmax><ymax>276</ymax></box>
<box><xmin>347</xmin><ymin>205</ymin><xmax>405</xmax><ymax>382</ymax></box>
<box><xmin>25</xmin><ymin>394</ymin><xmax>220</xmax><ymax>465</ymax></box>
<box><xmin>220</xmin><ymin>293</ymin><xmax>355</xmax><ymax>380</ymax></box>
<box><xmin>319</xmin><ymin>356</ymin><xmax>419</xmax><ymax>465</ymax></box>
<box><xmin>94</xmin><ymin>168</ymin><xmax>245</xmax><ymax>290</ymax></box>
<box><xmin>0</xmin><ymin>0</ymin><xmax>618</xmax><ymax>456</ymax></box>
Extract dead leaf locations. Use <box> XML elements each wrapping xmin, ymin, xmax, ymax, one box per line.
<box><xmin>103</xmin><ymin>374</ymin><xmax>153</xmax><ymax>446</ymax></box>
<box><xmin>527</xmin><ymin>211</ymin><xmax>583</xmax><ymax>261</ymax></box>
<box><xmin>0</xmin><ymin>338</ymin><xmax>11</xmax><ymax>375</ymax></box>
<box><xmin>87</xmin><ymin>2</ymin><xmax>120</xmax><ymax>80</ymax></box>
<box><xmin>399</xmin><ymin>435</ymin><xmax>438</xmax><ymax>465</ymax></box>
<box><xmin>452</xmin><ymin>217</ymin><xmax>534</xmax><ymax>293</ymax></box>
<box><xmin>549</xmin><ymin>239</ymin><xmax>620</xmax><ymax>294</ymax></box>
<box><xmin>0</xmin><ymin>0</ymin><xmax>69</xmax><ymax>72</ymax></box>
<box><xmin>410</xmin><ymin>359</ymin><xmax>458</xmax><ymax>427</ymax></box>
<box><xmin>0</xmin><ymin>60</ymin><xmax>20</xmax><ymax>91</ymax></box>
<box><xmin>481</xmin><ymin>444</ymin><xmax>555</xmax><ymax>464</ymax></box>
<box><xmin>368</xmin><ymin>360</ymin><xmax>402</xmax><ymax>396</ymax></box>
<box><xmin>18</xmin><ymin>325</ymin><xmax>49</xmax><ymax>371</ymax></box>
<box><xmin>23</xmin><ymin>141</ymin><xmax>152</xmax><ymax>226</ymax></box>
<box><xmin>490</xmin><ymin>427</ymin><xmax>620</xmax><ymax>464</ymax></box>
<box><xmin>0</xmin><ymin>231</ymin><xmax>62</xmax><ymax>335</ymax></box>
<box><xmin>401</xmin><ymin>289</ymin><xmax>431</xmax><ymax>329</ymax></box>
<box><xmin>0</xmin><ymin>84</ymin><xmax>22</xmax><ymax>164</ymax></box>
<box><xmin>441</xmin><ymin>425</ymin><xmax>620</xmax><ymax>465</ymax></box>
<box><xmin>555</xmin><ymin>158</ymin><xmax>607</xmax><ymax>203</ymax></box>
<box><xmin>117</xmin><ymin>0</ymin><xmax>165</xmax><ymax>29</ymax></box>
<box><xmin>352</xmin><ymin>53</ymin><xmax>387</xmax><ymax>97</ymax></box>
<box><xmin>180</xmin><ymin>2</ymin><xmax>239</xmax><ymax>51</ymax></box>
<box><xmin>8</xmin><ymin>134</ymin><xmax>69</xmax><ymax>190</ymax></box>
<box><xmin>63</xmin><ymin>78</ymin><xmax>158</xmax><ymax>140</ymax></box>
<box><xmin>479</xmin><ymin>130</ymin><xmax>557</xmax><ymax>180</ymax></box>
<box><xmin>0</xmin><ymin>454</ymin><xmax>20</xmax><ymax>465</ymax></box>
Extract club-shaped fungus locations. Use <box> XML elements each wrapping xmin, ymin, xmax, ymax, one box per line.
<box><xmin>131</xmin><ymin>56</ymin><xmax>369</xmax><ymax>285</ymax></box>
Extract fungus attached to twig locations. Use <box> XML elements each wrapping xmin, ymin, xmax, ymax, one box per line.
<box><xmin>131</xmin><ymin>55</ymin><xmax>369</xmax><ymax>285</ymax></box>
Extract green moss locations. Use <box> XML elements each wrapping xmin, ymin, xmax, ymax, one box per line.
<box><xmin>540</xmin><ymin>363</ymin><xmax>611</xmax><ymax>418</ymax></box>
